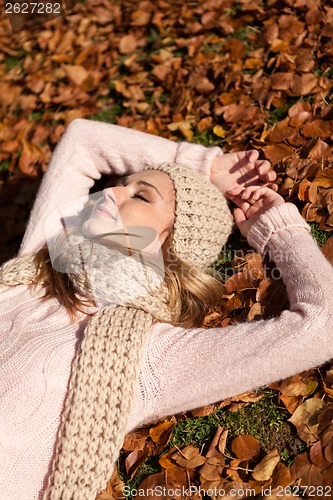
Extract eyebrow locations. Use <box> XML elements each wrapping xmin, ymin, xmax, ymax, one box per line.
<box><xmin>116</xmin><ymin>176</ymin><xmax>164</xmax><ymax>199</ymax></box>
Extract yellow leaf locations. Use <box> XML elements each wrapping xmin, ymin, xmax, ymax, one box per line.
<box><xmin>213</xmin><ymin>125</ymin><xmax>226</xmax><ymax>138</ymax></box>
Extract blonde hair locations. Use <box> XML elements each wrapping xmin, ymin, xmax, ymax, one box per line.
<box><xmin>33</xmin><ymin>229</ymin><xmax>225</xmax><ymax>328</ymax></box>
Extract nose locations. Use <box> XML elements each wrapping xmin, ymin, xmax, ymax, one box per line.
<box><xmin>103</xmin><ymin>187</ymin><xmax>125</xmax><ymax>206</ymax></box>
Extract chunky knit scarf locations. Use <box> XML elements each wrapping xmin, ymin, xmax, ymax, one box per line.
<box><xmin>0</xmin><ymin>239</ymin><xmax>173</xmax><ymax>500</ymax></box>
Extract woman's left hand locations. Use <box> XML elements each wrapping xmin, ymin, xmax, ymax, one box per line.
<box><xmin>210</xmin><ymin>150</ymin><xmax>278</xmax><ymax>198</ymax></box>
<box><xmin>227</xmin><ymin>185</ymin><xmax>285</xmax><ymax>238</ymax></box>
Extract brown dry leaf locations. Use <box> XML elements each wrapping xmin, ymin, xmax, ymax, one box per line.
<box><xmin>303</xmin><ymin>120</ymin><xmax>333</xmax><ymax>140</ymax></box>
<box><xmin>288</xmin><ymin>398</ymin><xmax>326</xmax><ymax>444</ymax></box>
<box><xmin>131</xmin><ymin>10</ymin><xmax>151</xmax><ymax>26</ymax></box>
<box><xmin>313</xmin><ymin>169</ymin><xmax>333</xmax><ymax>188</ymax></box>
<box><xmin>191</xmin><ymin>404</ymin><xmax>216</xmax><ymax>417</ymax></box>
<box><xmin>223</xmin><ymin>272</ymin><xmax>253</xmax><ymax>293</ymax></box>
<box><xmin>223</xmin><ymin>104</ymin><xmax>261</xmax><ymax>123</ymax></box>
<box><xmin>288</xmin><ymin>101</ymin><xmax>312</xmax><ymax>127</ymax></box>
<box><xmin>270</xmin><ymin>72</ymin><xmax>294</xmax><ymax>90</ymax></box>
<box><xmin>291</xmin><ymin>448</ymin><xmax>333</xmax><ymax>487</ymax></box>
<box><xmin>63</xmin><ymin>64</ymin><xmax>89</xmax><ymax>85</ymax></box>
<box><xmin>137</xmin><ymin>472</ymin><xmax>169</xmax><ymax>499</ymax></box>
<box><xmin>149</xmin><ymin>421</ymin><xmax>174</xmax><ymax>445</ymax></box>
<box><xmin>159</xmin><ymin>448</ymin><xmax>179</xmax><ymax>471</ymax></box>
<box><xmin>298</xmin><ymin>178</ymin><xmax>311</xmax><ymax>201</ymax></box>
<box><xmin>252</xmin><ymin>448</ymin><xmax>280</xmax><ymax>481</ymax></box>
<box><xmin>291</xmin><ymin>74</ymin><xmax>319</xmax><ymax>95</ymax></box>
<box><xmin>247</xmin><ymin>302</ymin><xmax>262</xmax><ymax>320</ymax></box>
<box><xmin>195</xmin><ymin>77</ymin><xmax>215</xmax><ymax>94</ymax></box>
<box><xmin>322</xmin><ymin>428</ymin><xmax>333</xmax><ymax>463</ymax></box>
<box><xmin>271</xmin><ymin>462</ymin><xmax>292</xmax><ymax>488</ymax></box>
<box><xmin>123</xmin><ymin>428</ymin><xmax>150</xmax><ymax>452</ymax></box>
<box><xmin>119</xmin><ymin>34</ymin><xmax>137</xmax><ymax>55</ymax></box>
<box><xmin>279</xmin><ymin>374</ymin><xmax>309</xmax><ymax>397</ymax></box>
<box><xmin>18</xmin><ymin>140</ymin><xmax>43</xmax><ymax>176</ymax></box>
<box><xmin>172</xmin><ymin>445</ymin><xmax>206</xmax><ymax>469</ymax></box>
<box><xmin>167</xmin><ymin>120</ymin><xmax>194</xmax><ymax>141</ymax></box>
<box><xmin>125</xmin><ymin>449</ymin><xmax>147</xmax><ymax>479</ymax></box>
<box><xmin>263</xmin><ymin>143</ymin><xmax>294</xmax><ymax>164</ymax></box>
<box><xmin>231</xmin><ymin>435</ymin><xmax>260</xmax><ymax>460</ymax></box>
<box><xmin>268</xmin><ymin>118</ymin><xmax>297</xmax><ymax>143</ymax></box>
<box><xmin>199</xmin><ymin>457</ymin><xmax>224</xmax><ymax>481</ymax></box>
<box><xmin>206</xmin><ymin>427</ymin><xmax>228</xmax><ymax>458</ymax></box>
<box><xmin>280</xmin><ymin>394</ymin><xmax>303</xmax><ymax>414</ymax></box>
<box><xmin>243</xmin><ymin>253</ymin><xmax>265</xmax><ymax>284</ymax></box>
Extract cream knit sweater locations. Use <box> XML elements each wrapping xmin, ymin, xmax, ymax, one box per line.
<box><xmin>1</xmin><ymin>120</ymin><xmax>333</xmax><ymax>499</ymax></box>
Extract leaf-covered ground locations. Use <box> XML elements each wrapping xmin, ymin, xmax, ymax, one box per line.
<box><xmin>1</xmin><ymin>0</ymin><xmax>333</xmax><ymax>497</ymax></box>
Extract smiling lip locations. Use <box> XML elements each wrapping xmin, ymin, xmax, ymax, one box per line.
<box><xmin>95</xmin><ymin>206</ymin><xmax>115</xmax><ymax>219</ymax></box>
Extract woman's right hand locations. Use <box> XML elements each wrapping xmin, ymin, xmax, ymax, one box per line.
<box><xmin>227</xmin><ymin>185</ymin><xmax>285</xmax><ymax>238</ymax></box>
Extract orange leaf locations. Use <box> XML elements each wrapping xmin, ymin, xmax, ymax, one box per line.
<box><xmin>313</xmin><ymin>169</ymin><xmax>333</xmax><ymax>188</ymax></box>
<box><xmin>288</xmin><ymin>101</ymin><xmax>312</xmax><ymax>127</ymax></box>
<box><xmin>63</xmin><ymin>64</ymin><xmax>89</xmax><ymax>85</ymax></box>
<box><xmin>172</xmin><ymin>445</ymin><xmax>206</xmax><ymax>469</ymax></box>
<box><xmin>131</xmin><ymin>10</ymin><xmax>151</xmax><ymax>26</ymax></box>
<box><xmin>149</xmin><ymin>421</ymin><xmax>174</xmax><ymax>445</ymax></box>
<box><xmin>231</xmin><ymin>435</ymin><xmax>260</xmax><ymax>460</ymax></box>
<box><xmin>263</xmin><ymin>143</ymin><xmax>294</xmax><ymax>164</ymax></box>
<box><xmin>195</xmin><ymin>77</ymin><xmax>215</xmax><ymax>94</ymax></box>
<box><xmin>18</xmin><ymin>140</ymin><xmax>43</xmax><ymax>176</ymax></box>
<box><xmin>119</xmin><ymin>34</ymin><xmax>137</xmax><ymax>54</ymax></box>
<box><xmin>270</xmin><ymin>72</ymin><xmax>294</xmax><ymax>90</ymax></box>
<box><xmin>291</xmin><ymin>74</ymin><xmax>319</xmax><ymax>96</ymax></box>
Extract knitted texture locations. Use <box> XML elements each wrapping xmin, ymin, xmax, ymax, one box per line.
<box><xmin>0</xmin><ymin>254</ymin><xmax>37</xmax><ymax>292</ymax></box>
<box><xmin>44</xmin><ymin>306</ymin><xmax>153</xmax><ymax>499</ymax></box>
<box><xmin>144</xmin><ymin>163</ymin><xmax>234</xmax><ymax>267</ymax></box>
<box><xmin>0</xmin><ymin>163</ymin><xmax>234</xmax><ymax>499</ymax></box>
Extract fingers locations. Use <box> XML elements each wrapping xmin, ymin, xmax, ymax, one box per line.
<box><xmin>256</xmin><ymin>160</ymin><xmax>277</xmax><ymax>183</ymax></box>
<box><xmin>233</xmin><ymin>207</ymin><xmax>247</xmax><ymax>225</ymax></box>
<box><xmin>228</xmin><ymin>185</ymin><xmax>271</xmax><ymax>207</ymax></box>
<box><xmin>267</xmin><ymin>182</ymin><xmax>279</xmax><ymax>192</ymax></box>
<box><xmin>246</xmin><ymin>149</ymin><xmax>259</xmax><ymax>164</ymax></box>
<box><xmin>226</xmin><ymin>188</ymin><xmax>253</xmax><ymax>211</ymax></box>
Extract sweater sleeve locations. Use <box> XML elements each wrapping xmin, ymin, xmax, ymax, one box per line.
<box><xmin>19</xmin><ymin>119</ymin><xmax>221</xmax><ymax>256</ymax></box>
<box><xmin>130</xmin><ymin>203</ymin><xmax>333</xmax><ymax>428</ymax></box>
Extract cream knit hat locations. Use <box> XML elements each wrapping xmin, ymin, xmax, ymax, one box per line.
<box><xmin>143</xmin><ymin>163</ymin><xmax>234</xmax><ymax>267</ymax></box>
<box><xmin>0</xmin><ymin>163</ymin><xmax>234</xmax><ymax>499</ymax></box>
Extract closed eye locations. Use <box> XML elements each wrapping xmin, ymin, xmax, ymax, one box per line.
<box><xmin>133</xmin><ymin>193</ymin><xmax>149</xmax><ymax>202</ymax></box>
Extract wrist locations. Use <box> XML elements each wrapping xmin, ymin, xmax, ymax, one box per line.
<box><xmin>210</xmin><ymin>150</ymin><xmax>223</xmax><ymax>184</ymax></box>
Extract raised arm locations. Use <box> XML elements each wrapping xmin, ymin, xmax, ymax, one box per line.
<box><xmin>130</xmin><ymin>203</ymin><xmax>333</xmax><ymax>429</ymax></box>
<box><xmin>19</xmin><ymin>119</ymin><xmax>221</xmax><ymax>255</ymax></box>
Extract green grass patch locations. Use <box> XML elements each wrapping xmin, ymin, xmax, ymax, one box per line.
<box><xmin>191</xmin><ymin>128</ymin><xmax>224</xmax><ymax>148</ymax></box>
<box><xmin>0</xmin><ymin>160</ymin><xmax>10</xmax><ymax>172</ymax></box>
<box><xmin>118</xmin><ymin>389</ymin><xmax>299</xmax><ymax>498</ymax></box>
<box><xmin>117</xmin><ymin>454</ymin><xmax>161</xmax><ymax>497</ymax></box>
<box><xmin>89</xmin><ymin>103</ymin><xmax>126</xmax><ymax>124</ymax></box>
<box><xmin>310</xmin><ymin>222</ymin><xmax>332</xmax><ymax>246</ymax></box>
<box><xmin>168</xmin><ymin>389</ymin><xmax>294</xmax><ymax>454</ymax></box>
<box><xmin>28</xmin><ymin>111</ymin><xmax>44</xmax><ymax>123</ymax></box>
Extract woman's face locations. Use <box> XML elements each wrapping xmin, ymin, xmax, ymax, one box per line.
<box><xmin>82</xmin><ymin>170</ymin><xmax>176</xmax><ymax>252</ymax></box>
